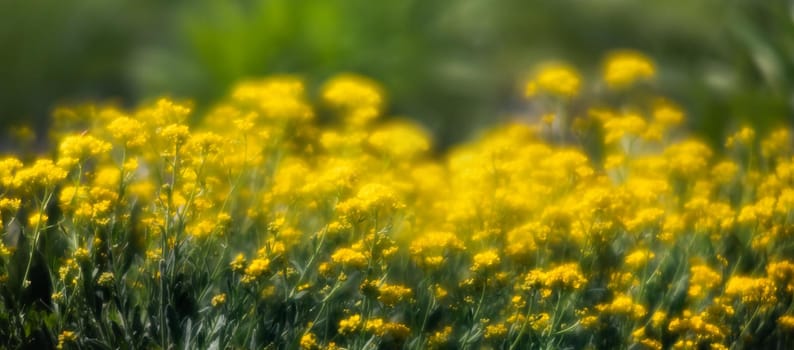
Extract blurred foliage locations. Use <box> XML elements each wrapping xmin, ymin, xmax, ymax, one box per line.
<box><xmin>0</xmin><ymin>0</ymin><xmax>151</xmax><ymax>137</ymax></box>
<box><xmin>2</xmin><ymin>0</ymin><xmax>793</xmax><ymax>148</ymax></box>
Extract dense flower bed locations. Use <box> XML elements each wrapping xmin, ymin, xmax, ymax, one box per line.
<box><xmin>1</xmin><ymin>51</ymin><xmax>793</xmax><ymax>349</ymax></box>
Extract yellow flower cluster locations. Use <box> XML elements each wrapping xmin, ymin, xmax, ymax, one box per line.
<box><xmin>2</xmin><ymin>54</ymin><xmax>794</xmax><ymax>349</ymax></box>
<box><xmin>525</xmin><ymin>63</ymin><xmax>581</xmax><ymax>98</ymax></box>
<box><xmin>524</xmin><ymin>263</ymin><xmax>587</xmax><ymax>296</ymax></box>
<box><xmin>603</xmin><ymin>50</ymin><xmax>656</xmax><ymax>89</ymax></box>
<box><xmin>57</xmin><ymin>330</ymin><xmax>77</xmax><ymax>350</ymax></box>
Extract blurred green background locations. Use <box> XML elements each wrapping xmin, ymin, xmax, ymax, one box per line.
<box><xmin>2</xmin><ymin>0</ymin><xmax>793</xmax><ymax>148</ymax></box>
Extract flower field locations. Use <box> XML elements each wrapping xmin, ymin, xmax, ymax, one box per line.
<box><xmin>1</xmin><ymin>52</ymin><xmax>794</xmax><ymax>349</ymax></box>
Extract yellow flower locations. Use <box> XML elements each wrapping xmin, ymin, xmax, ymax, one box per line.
<box><xmin>368</xmin><ymin>121</ymin><xmax>431</xmax><ymax>160</ymax></box>
<box><xmin>136</xmin><ymin>98</ymin><xmax>191</xmax><ymax>127</ymax></box>
<box><xmin>322</xmin><ymin>74</ymin><xmax>384</xmax><ymax>115</ymax></box>
<box><xmin>57</xmin><ymin>330</ymin><xmax>77</xmax><ymax>349</ymax></box>
<box><xmin>299</xmin><ymin>332</ymin><xmax>318</xmax><ymax>349</ymax></box>
<box><xmin>484</xmin><ymin>323</ymin><xmax>507</xmax><ymax>340</ymax></box>
<box><xmin>336</xmin><ymin>182</ymin><xmax>404</xmax><ymax>217</ymax></box>
<box><xmin>428</xmin><ymin>326</ymin><xmax>452</xmax><ymax>347</ymax></box>
<box><xmin>504</xmin><ymin>222</ymin><xmax>540</xmax><ymax>261</ymax></box>
<box><xmin>651</xmin><ymin>311</ymin><xmax>667</xmax><ymax>328</ymax></box>
<box><xmin>377</xmin><ymin>283</ymin><xmax>412</xmax><ymax>306</ymax></box>
<box><xmin>211</xmin><ymin>293</ymin><xmax>227</xmax><ymax>307</ymax></box>
<box><xmin>97</xmin><ymin>272</ymin><xmax>115</xmax><ymax>287</ymax></box>
<box><xmin>725</xmin><ymin>126</ymin><xmax>755</xmax><ymax>148</ymax></box>
<box><xmin>14</xmin><ymin>159</ymin><xmax>67</xmax><ymax>189</ymax></box>
<box><xmin>711</xmin><ymin>161</ymin><xmax>738</xmax><ymax>185</ymax></box>
<box><xmin>338</xmin><ymin>314</ymin><xmax>362</xmax><ymax>335</ymax></box>
<box><xmin>652</xmin><ymin>99</ymin><xmax>684</xmax><ymax>126</ymax></box>
<box><xmin>243</xmin><ymin>258</ymin><xmax>271</xmax><ymax>282</ymax></box>
<box><xmin>531</xmin><ymin>313</ymin><xmax>550</xmax><ymax>332</ymax></box>
<box><xmin>27</xmin><ymin>211</ymin><xmax>48</xmax><ymax>228</ymax></box>
<box><xmin>724</xmin><ymin>276</ymin><xmax>777</xmax><ymax>307</ymax></box>
<box><xmin>524</xmin><ymin>263</ymin><xmax>587</xmax><ymax>292</ymax></box>
<box><xmin>668</xmin><ymin>311</ymin><xmax>725</xmax><ymax>343</ymax></box>
<box><xmin>0</xmin><ymin>157</ymin><xmax>23</xmax><ymax>187</ymax></box>
<box><xmin>0</xmin><ymin>197</ymin><xmax>21</xmax><ymax>213</ymax></box>
<box><xmin>664</xmin><ymin>139</ymin><xmax>712</xmax><ymax>176</ymax></box>
<box><xmin>603</xmin><ymin>50</ymin><xmax>655</xmax><ymax>89</ymax></box>
<box><xmin>232</xmin><ymin>76</ymin><xmax>313</xmax><ymax>123</ymax></box>
<box><xmin>158</xmin><ymin>123</ymin><xmax>191</xmax><ymax>148</ymax></box>
<box><xmin>364</xmin><ymin>317</ymin><xmax>385</xmax><ymax>336</ymax></box>
<box><xmin>0</xmin><ymin>243</ymin><xmax>10</xmax><ymax>258</ymax></box>
<box><xmin>58</xmin><ymin>134</ymin><xmax>112</xmax><ymax>167</ymax></box>
<box><xmin>525</xmin><ymin>62</ymin><xmax>581</xmax><ymax>98</ymax></box>
<box><xmin>602</xmin><ymin>112</ymin><xmax>647</xmax><ymax>144</ymax></box>
<box><xmin>624</xmin><ymin>249</ymin><xmax>655</xmax><ymax>270</ymax></box>
<box><xmin>688</xmin><ymin>264</ymin><xmax>722</xmax><ymax>299</ymax></box>
<box><xmin>761</xmin><ymin>128</ymin><xmax>790</xmax><ymax>158</ymax></box>
<box><xmin>230</xmin><ymin>254</ymin><xmax>247</xmax><ymax>272</ymax></box>
<box><xmin>330</xmin><ymin>247</ymin><xmax>368</xmax><ymax>268</ymax></box>
<box><xmin>779</xmin><ymin>315</ymin><xmax>794</xmax><ymax>331</ymax></box>
<box><xmin>597</xmin><ymin>293</ymin><xmax>646</xmax><ymax>319</ymax></box>
<box><xmin>107</xmin><ymin>116</ymin><xmax>148</xmax><ymax>147</ymax></box>
<box><xmin>767</xmin><ymin>260</ymin><xmax>794</xmax><ymax>293</ymax></box>
<box><xmin>409</xmin><ymin>231</ymin><xmax>466</xmax><ymax>269</ymax></box>
<box><xmin>471</xmin><ymin>249</ymin><xmax>501</xmax><ymax>272</ymax></box>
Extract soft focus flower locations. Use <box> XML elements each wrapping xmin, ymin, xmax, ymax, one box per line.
<box><xmin>526</xmin><ymin>62</ymin><xmax>581</xmax><ymax>98</ymax></box>
<box><xmin>603</xmin><ymin>50</ymin><xmax>655</xmax><ymax>89</ymax></box>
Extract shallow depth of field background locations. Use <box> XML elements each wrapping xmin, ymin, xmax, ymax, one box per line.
<box><xmin>1</xmin><ymin>0</ymin><xmax>792</xmax><ymax>148</ymax></box>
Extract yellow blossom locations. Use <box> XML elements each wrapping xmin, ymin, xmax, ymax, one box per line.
<box><xmin>525</xmin><ymin>62</ymin><xmax>581</xmax><ymax>98</ymax></box>
<box><xmin>57</xmin><ymin>330</ymin><xmax>78</xmax><ymax>350</ymax></box>
<box><xmin>724</xmin><ymin>276</ymin><xmax>777</xmax><ymax>307</ymax></box>
<box><xmin>338</xmin><ymin>314</ymin><xmax>362</xmax><ymax>335</ymax></box>
<box><xmin>779</xmin><ymin>315</ymin><xmax>794</xmax><ymax>331</ymax></box>
<box><xmin>377</xmin><ymin>283</ymin><xmax>413</xmax><ymax>306</ymax></box>
<box><xmin>299</xmin><ymin>332</ymin><xmax>318</xmax><ymax>349</ymax></box>
<box><xmin>624</xmin><ymin>249</ymin><xmax>655</xmax><ymax>270</ymax></box>
<box><xmin>58</xmin><ymin>134</ymin><xmax>112</xmax><ymax>166</ymax></box>
<box><xmin>14</xmin><ymin>159</ymin><xmax>67</xmax><ymax>189</ymax></box>
<box><xmin>97</xmin><ymin>272</ymin><xmax>115</xmax><ymax>287</ymax></box>
<box><xmin>107</xmin><ymin>116</ymin><xmax>148</xmax><ymax>147</ymax></box>
<box><xmin>323</xmin><ymin>74</ymin><xmax>383</xmax><ymax>109</ymax></box>
<box><xmin>211</xmin><ymin>293</ymin><xmax>227</xmax><ymax>307</ymax></box>
<box><xmin>484</xmin><ymin>323</ymin><xmax>507</xmax><ymax>339</ymax></box>
<box><xmin>603</xmin><ymin>50</ymin><xmax>655</xmax><ymax>89</ymax></box>
<box><xmin>330</xmin><ymin>247</ymin><xmax>368</xmax><ymax>268</ymax></box>
<box><xmin>471</xmin><ymin>249</ymin><xmax>501</xmax><ymax>272</ymax></box>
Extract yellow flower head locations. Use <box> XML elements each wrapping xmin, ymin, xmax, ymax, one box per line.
<box><xmin>322</xmin><ymin>74</ymin><xmax>384</xmax><ymax>111</ymax></box>
<box><xmin>624</xmin><ymin>249</ymin><xmax>655</xmax><ymax>270</ymax></box>
<box><xmin>57</xmin><ymin>330</ymin><xmax>78</xmax><ymax>350</ymax></box>
<box><xmin>97</xmin><ymin>272</ymin><xmax>115</xmax><ymax>287</ymax></box>
<box><xmin>471</xmin><ymin>249</ymin><xmax>501</xmax><ymax>272</ymax></box>
<box><xmin>58</xmin><ymin>133</ymin><xmax>112</xmax><ymax>167</ymax></box>
<box><xmin>211</xmin><ymin>293</ymin><xmax>227</xmax><ymax>307</ymax></box>
<box><xmin>338</xmin><ymin>314</ymin><xmax>362</xmax><ymax>335</ymax></box>
<box><xmin>377</xmin><ymin>283</ymin><xmax>413</xmax><ymax>306</ymax></box>
<box><xmin>484</xmin><ymin>323</ymin><xmax>508</xmax><ymax>340</ymax></box>
<box><xmin>299</xmin><ymin>332</ymin><xmax>318</xmax><ymax>349</ymax></box>
<box><xmin>107</xmin><ymin>116</ymin><xmax>148</xmax><ymax>148</ymax></box>
<box><xmin>526</xmin><ymin>62</ymin><xmax>581</xmax><ymax>98</ymax></box>
<box><xmin>330</xmin><ymin>247</ymin><xmax>368</xmax><ymax>268</ymax></box>
<box><xmin>724</xmin><ymin>276</ymin><xmax>777</xmax><ymax>307</ymax></box>
<box><xmin>368</xmin><ymin>121</ymin><xmax>431</xmax><ymax>160</ymax></box>
<box><xmin>603</xmin><ymin>50</ymin><xmax>655</xmax><ymax>89</ymax></box>
<box><xmin>14</xmin><ymin>159</ymin><xmax>68</xmax><ymax>189</ymax></box>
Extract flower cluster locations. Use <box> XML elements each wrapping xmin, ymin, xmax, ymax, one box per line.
<box><xmin>0</xmin><ymin>51</ymin><xmax>793</xmax><ymax>349</ymax></box>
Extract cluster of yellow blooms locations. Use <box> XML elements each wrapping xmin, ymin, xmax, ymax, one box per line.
<box><xmin>0</xmin><ymin>50</ymin><xmax>793</xmax><ymax>349</ymax></box>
